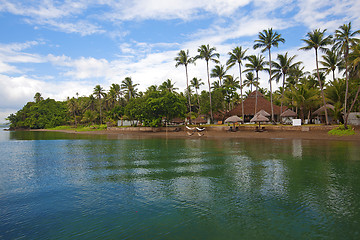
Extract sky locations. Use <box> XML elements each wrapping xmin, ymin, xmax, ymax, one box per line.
<box><xmin>1</xmin><ymin>0</ymin><xmax>360</xmax><ymax>122</ymax></box>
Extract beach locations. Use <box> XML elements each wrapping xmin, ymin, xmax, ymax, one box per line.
<box><xmin>31</xmin><ymin>125</ymin><xmax>360</xmax><ymax>141</ymax></box>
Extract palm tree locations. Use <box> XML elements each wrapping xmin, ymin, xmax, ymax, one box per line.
<box><xmin>254</xmin><ymin>28</ymin><xmax>285</xmax><ymax>122</ymax></box>
<box><xmin>159</xmin><ymin>79</ymin><xmax>178</xmax><ymax>93</ymax></box>
<box><xmin>243</xmin><ymin>72</ymin><xmax>258</xmax><ymax>92</ymax></box>
<box><xmin>272</xmin><ymin>52</ymin><xmax>301</xmax><ymax>113</ymax></box>
<box><xmin>34</xmin><ymin>92</ymin><xmax>43</xmax><ymax>103</ymax></box>
<box><xmin>210</xmin><ymin>64</ymin><xmax>227</xmax><ymax>86</ymax></box>
<box><xmin>300</xmin><ymin>28</ymin><xmax>333</xmax><ymax>125</ymax></box>
<box><xmin>244</xmin><ymin>54</ymin><xmax>266</xmax><ymax>114</ymax></box>
<box><xmin>190</xmin><ymin>77</ymin><xmax>204</xmax><ymax>113</ymax></box>
<box><xmin>227</xmin><ymin>46</ymin><xmax>248</xmax><ymax>121</ymax></box>
<box><xmin>319</xmin><ymin>48</ymin><xmax>343</xmax><ymax>81</ymax></box>
<box><xmin>93</xmin><ymin>85</ymin><xmax>105</xmax><ymax>124</ymax></box>
<box><xmin>110</xmin><ymin>83</ymin><xmax>122</xmax><ymax>105</ymax></box>
<box><xmin>345</xmin><ymin>43</ymin><xmax>360</xmax><ymax>124</ymax></box>
<box><xmin>67</xmin><ymin>97</ymin><xmax>78</xmax><ymax>127</ymax></box>
<box><xmin>121</xmin><ymin>77</ymin><xmax>139</xmax><ymax>101</ymax></box>
<box><xmin>194</xmin><ymin>44</ymin><xmax>220</xmax><ymax>122</ymax></box>
<box><xmin>334</xmin><ymin>22</ymin><xmax>360</xmax><ymax>128</ymax></box>
<box><xmin>175</xmin><ymin>50</ymin><xmax>194</xmax><ymax>121</ymax></box>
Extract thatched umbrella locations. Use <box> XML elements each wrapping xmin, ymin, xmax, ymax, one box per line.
<box><xmin>280</xmin><ymin>109</ymin><xmax>297</xmax><ymax>117</ymax></box>
<box><xmin>224</xmin><ymin>115</ymin><xmax>243</xmax><ymax>129</ymax></box>
<box><xmin>256</xmin><ymin>109</ymin><xmax>270</xmax><ymax>117</ymax></box>
<box><xmin>171</xmin><ymin>117</ymin><xmax>185</xmax><ymax>124</ymax></box>
<box><xmin>193</xmin><ymin>116</ymin><xmax>207</xmax><ymax>125</ymax></box>
<box><xmin>250</xmin><ymin>113</ymin><xmax>269</xmax><ymax>129</ymax></box>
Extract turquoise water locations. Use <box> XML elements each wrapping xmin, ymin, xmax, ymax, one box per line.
<box><xmin>1</xmin><ymin>130</ymin><xmax>360</xmax><ymax>239</ymax></box>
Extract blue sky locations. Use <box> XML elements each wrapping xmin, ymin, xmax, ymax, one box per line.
<box><xmin>1</xmin><ymin>0</ymin><xmax>359</xmax><ymax>122</ymax></box>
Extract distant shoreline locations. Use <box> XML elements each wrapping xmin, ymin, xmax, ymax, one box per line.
<box><xmin>29</xmin><ymin>125</ymin><xmax>360</xmax><ymax>142</ymax></box>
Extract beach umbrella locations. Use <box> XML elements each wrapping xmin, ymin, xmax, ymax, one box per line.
<box><xmin>224</xmin><ymin>115</ymin><xmax>243</xmax><ymax>129</ymax></box>
<box><xmin>280</xmin><ymin>109</ymin><xmax>297</xmax><ymax>117</ymax></box>
<box><xmin>256</xmin><ymin>109</ymin><xmax>270</xmax><ymax>117</ymax></box>
<box><xmin>193</xmin><ymin>116</ymin><xmax>207</xmax><ymax>124</ymax></box>
<box><xmin>250</xmin><ymin>113</ymin><xmax>269</xmax><ymax>129</ymax></box>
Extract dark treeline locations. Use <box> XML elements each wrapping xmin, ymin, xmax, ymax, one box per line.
<box><xmin>7</xmin><ymin>23</ymin><xmax>360</xmax><ymax>129</ymax></box>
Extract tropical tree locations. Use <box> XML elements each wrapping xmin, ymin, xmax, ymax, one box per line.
<box><xmin>210</xmin><ymin>64</ymin><xmax>227</xmax><ymax>86</ymax></box>
<box><xmin>175</xmin><ymin>49</ymin><xmax>194</xmax><ymax>121</ymax></box>
<box><xmin>121</xmin><ymin>77</ymin><xmax>139</xmax><ymax>101</ymax></box>
<box><xmin>243</xmin><ymin>72</ymin><xmax>258</xmax><ymax>92</ymax></box>
<box><xmin>334</xmin><ymin>22</ymin><xmax>360</xmax><ymax>128</ymax></box>
<box><xmin>244</xmin><ymin>54</ymin><xmax>266</xmax><ymax>114</ymax></box>
<box><xmin>109</xmin><ymin>83</ymin><xmax>122</xmax><ymax>105</ymax></box>
<box><xmin>319</xmin><ymin>48</ymin><xmax>343</xmax><ymax>81</ymax></box>
<box><xmin>159</xmin><ymin>79</ymin><xmax>178</xmax><ymax>93</ymax></box>
<box><xmin>227</xmin><ymin>46</ymin><xmax>248</xmax><ymax>120</ymax></box>
<box><xmin>254</xmin><ymin>28</ymin><xmax>285</xmax><ymax>122</ymax></box>
<box><xmin>67</xmin><ymin>97</ymin><xmax>78</xmax><ymax>127</ymax></box>
<box><xmin>190</xmin><ymin>77</ymin><xmax>204</xmax><ymax>113</ymax></box>
<box><xmin>300</xmin><ymin>28</ymin><xmax>333</xmax><ymax>125</ymax></box>
<box><xmin>93</xmin><ymin>85</ymin><xmax>105</xmax><ymax>124</ymax></box>
<box><xmin>34</xmin><ymin>92</ymin><xmax>43</xmax><ymax>103</ymax></box>
<box><xmin>194</xmin><ymin>44</ymin><xmax>220</xmax><ymax>122</ymax></box>
<box><xmin>272</xmin><ymin>52</ymin><xmax>301</xmax><ymax>113</ymax></box>
<box><xmin>223</xmin><ymin>75</ymin><xmax>240</xmax><ymax>111</ymax></box>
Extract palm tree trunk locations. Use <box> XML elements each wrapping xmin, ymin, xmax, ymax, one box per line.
<box><xmin>345</xmin><ymin>84</ymin><xmax>360</xmax><ymax>125</ymax></box>
<box><xmin>315</xmin><ymin>49</ymin><xmax>329</xmax><ymax>125</ymax></box>
<box><xmin>255</xmin><ymin>71</ymin><xmax>258</xmax><ymax>114</ymax></box>
<box><xmin>206</xmin><ymin>61</ymin><xmax>213</xmax><ymax>123</ymax></box>
<box><xmin>196</xmin><ymin>88</ymin><xmax>200</xmax><ymax>113</ymax></box>
<box><xmin>238</xmin><ymin>62</ymin><xmax>244</xmax><ymax>121</ymax></box>
<box><xmin>185</xmin><ymin>65</ymin><xmax>192</xmax><ymax>124</ymax></box>
<box><xmin>344</xmin><ymin>55</ymin><xmax>349</xmax><ymax>128</ymax></box>
<box><xmin>281</xmin><ymin>74</ymin><xmax>285</xmax><ymax>114</ymax></box>
<box><xmin>268</xmin><ymin>49</ymin><xmax>274</xmax><ymax>122</ymax></box>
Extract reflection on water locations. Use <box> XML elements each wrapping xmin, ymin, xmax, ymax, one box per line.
<box><xmin>1</xmin><ymin>129</ymin><xmax>360</xmax><ymax>239</ymax></box>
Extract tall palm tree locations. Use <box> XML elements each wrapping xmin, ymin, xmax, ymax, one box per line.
<box><xmin>319</xmin><ymin>48</ymin><xmax>342</xmax><ymax>81</ymax></box>
<box><xmin>272</xmin><ymin>52</ymin><xmax>301</xmax><ymax>113</ymax></box>
<box><xmin>243</xmin><ymin>72</ymin><xmax>258</xmax><ymax>92</ymax></box>
<box><xmin>244</xmin><ymin>54</ymin><xmax>266</xmax><ymax>114</ymax></box>
<box><xmin>93</xmin><ymin>85</ymin><xmax>105</xmax><ymax>124</ymax></box>
<box><xmin>334</xmin><ymin>22</ymin><xmax>360</xmax><ymax>128</ymax></box>
<box><xmin>227</xmin><ymin>46</ymin><xmax>248</xmax><ymax>121</ymax></box>
<box><xmin>194</xmin><ymin>44</ymin><xmax>220</xmax><ymax>122</ymax></box>
<box><xmin>121</xmin><ymin>77</ymin><xmax>139</xmax><ymax>101</ymax></box>
<box><xmin>190</xmin><ymin>77</ymin><xmax>204</xmax><ymax>113</ymax></box>
<box><xmin>345</xmin><ymin>43</ymin><xmax>360</xmax><ymax>124</ymax></box>
<box><xmin>175</xmin><ymin>49</ymin><xmax>194</xmax><ymax>121</ymax></box>
<box><xmin>67</xmin><ymin>97</ymin><xmax>78</xmax><ymax>127</ymax></box>
<box><xmin>254</xmin><ymin>28</ymin><xmax>285</xmax><ymax>122</ymax></box>
<box><xmin>300</xmin><ymin>28</ymin><xmax>333</xmax><ymax>125</ymax></box>
<box><xmin>210</xmin><ymin>64</ymin><xmax>227</xmax><ymax>86</ymax></box>
<box><xmin>110</xmin><ymin>83</ymin><xmax>122</xmax><ymax>105</ymax></box>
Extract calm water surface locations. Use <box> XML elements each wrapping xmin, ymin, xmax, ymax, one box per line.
<box><xmin>1</xmin><ymin>129</ymin><xmax>360</xmax><ymax>239</ymax></box>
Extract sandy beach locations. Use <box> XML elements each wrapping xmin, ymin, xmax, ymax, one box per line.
<box><xmin>32</xmin><ymin>125</ymin><xmax>360</xmax><ymax>142</ymax></box>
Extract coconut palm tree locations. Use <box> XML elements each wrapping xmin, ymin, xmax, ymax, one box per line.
<box><xmin>110</xmin><ymin>83</ymin><xmax>122</xmax><ymax>105</ymax></box>
<box><xmin>121</xmin><ymin>77</ymin><xmax>139</xmax><ymax>101</ymax></box>
<box><xmin>175</xmin><ymin>49</ymin><xmax>194</xmax><ymax>121</ymax></box>
<box><xmin>300</xmin><ymin>29</ymin><xmax>333</xmax><ymax>125</ymax></box>
<box><xmin>272</xmin><ymin>52</ymin><xmax>301</xmax><ymax>113</ymax></box>
<box><xmin>194</xmin><ymin>44</ymin><xmax>220</xmax><ymax>122</ymax></box>
<box><xmin>244</xmin><ymin>54</ymin><xmax>266</xmax><ymax>114</ymax></box>
<box><xmin>334</xmin><ymin>22</ymin><xmax>360</xmax><ymax>128</ymax></box>
<box><xmin>319</xmin><ymin>48</ymin><xmax>343</xmax><ymax>81</ymax></box>
<box><xmin>93</xmin><ymin>85</ymin><xmax>105</xmax><ymax>124</ymax></box>
<box><xmin>254</xmin><ymin>28</ymin><xmax>285</xmax><ymax>122</ymax></box>
<box><xmin>210</xmin><ymin>64</ymin><xmax>227</xmax><ymax>86</ymax></box>
<box><xmin>159</xmin><ymin>79</ymin><xmax>178</xmax><ymax>93</ymax></box>
<box><xmin>67</xmin><ymin>97</ymin><xmax>78</xmax><ymax>127</ymax></box>
<box><xmin>190</xmin><ymin>77</ymin><xmax>204</xmax><ymax>113</ymax></box>
<box><xmin>227</xmin><ymin>46</ymin><xmax>248</xmax><ymax>121</ymax></box>
<box><xmin>243</xmin><ymin>72</ymin><xmax>258</xmax><ymax>92</ymax></box>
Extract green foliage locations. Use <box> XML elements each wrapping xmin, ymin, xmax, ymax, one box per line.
<box><xmin>7</xmin><ymin>98</ymin><xmax>68</xmax><ymax>129</ymax></box>
<box><xmin>328</xmin><ymin>124</ymin><xmax>355</xmax><ymax>136</ymax></box>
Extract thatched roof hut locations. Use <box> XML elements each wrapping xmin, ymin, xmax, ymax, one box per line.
<box><xmin>256</xmin><ymin>109</ymin><xmax>270</xmax><ymax>117</ymax></box>
<box><xmin>193</xmin><ymin>115</ymin><xmax>207</xmax><ymax>124</ymax></box>
<box><xmin>228</xmin><ymin>91</ymin><xmax>282</xmax><ymax>121</ymax></box>
<box><xmin>250</xmin><ymin>114</ymin><xmax>270</xmax><ymax>122</ymax></box>
<box><xmin>171</xmin><ymin>117</ymin><xmax>185</xmax><ymax>124</ymax></box>
<box><xmin>312</xmin><ymin>104</ymin><xmax>335</xmax><ymax>116</ymax></box>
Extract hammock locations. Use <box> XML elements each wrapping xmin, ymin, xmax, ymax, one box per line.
<box><xmin>196</xmin><ymin>127</ymin><xmax>205</xmax><ymax>132</ymax></box>
<box><xmin>186</xmin><ymin>126</ymin><xmax>196</xmax><ymax>131</ymax></box>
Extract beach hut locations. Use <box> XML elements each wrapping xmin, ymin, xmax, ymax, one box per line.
<box><xmin>250</xmin><ymin>113</ymin><xmax>269</xmax><ymax>131</ymax></box>
<box><xmin>170</xmin><ymin>117</ymin><xmax>185</xmax><ymax>125</ymax></box>
<box><xmin>312</xmin><ymin>104</ymin><xmax>335</xmax><ymax>124</ymax></box>
<box><xmin>280</xmin><ymin>109</ymin><xmax>297</xmax><ymax>124</ymax></box>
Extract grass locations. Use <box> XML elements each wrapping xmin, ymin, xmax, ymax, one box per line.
<box><xmin>328</xmin><ymin>125</ymin><xmax>355</xmax><ymax>136</ymax></box>
<box><xmin>49</xmin><ymin>124</ymin><xmax>107</xmax><ymax>132</ymax></box>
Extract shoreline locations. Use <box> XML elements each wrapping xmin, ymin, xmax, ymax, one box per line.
<box><xmin>29</xmin><ymin>125</ymin><xmax>360</xmax><ymax>142</ymax></box>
